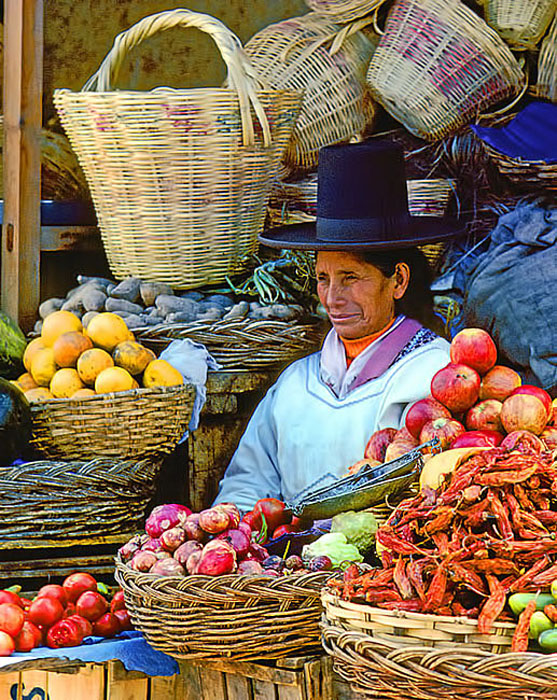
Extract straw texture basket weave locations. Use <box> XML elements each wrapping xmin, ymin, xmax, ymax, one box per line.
<box><xmin>321</xmin><ymin>589</ymin><xmax>516</xmax><ymax>654</ymax></box>
<box><xmin>134</xmin><ymin>317</ymin><xmax>326</xmax><ymax>370</ymax></box>
<box><xmin>321</xmin><ymin>623</ymin><xmax>557</xmax><ymax>700</ymax></box>
<box><xmin>245</xmin><ymin>12</ymin><xmax>376</xmax><ymax>174</ymax></box>
<box><xmin>115</xmin><ymin>554</ymin><xmax>331</xmax><ymax>661</ymax></box>
<box><xmin>483</xmin><ymin>0</ymin><xmax>557</xmax><ymax>50</ymax></box>
<box><xmin>304</xmin><ymin>0</ymin><xmax>389</xmax><ymax>23</ymax></box>
<box><xmin>0</xmin><ymin>458</ymin><xmax>160</xmax><ymax>541</ymax></box>
<box><xmin>54</xmin><ymin>9</ymin><xmax>301</xmax><ymax>289</ymax></box>
<box><xmin>535</xmin><ymin>13</ymin><xmax>557</xmax><ymax>101</ymax></box>
<box><xmin>366</xmin><ymin>0</ymin><xmax>525</xmax><ymax>141</ymax></box>
<box><xmin>30</xmin><ymin>383</ymin><xmax>195</xmax><ymax>461</ymax></box>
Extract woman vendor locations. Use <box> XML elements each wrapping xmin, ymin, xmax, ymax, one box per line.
<box><xmin>216</xmin><ymin>141</ymin><xmax>464</xmax><ymax>512</ymax></box>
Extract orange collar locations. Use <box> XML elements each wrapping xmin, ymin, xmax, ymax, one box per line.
<box><xmin>340</xmin><ymin>317</ymin><xmax>397</xmax><ymax>368</ymax></box>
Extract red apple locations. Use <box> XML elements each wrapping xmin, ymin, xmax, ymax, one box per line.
<box><xmin>431</xmin><ymin>363</ymin><xmax>481</xmax><ymax>413</ymax></box>
<box><xmin>419</xmin><ymin>417</ymin><xmax>466</xmax><ymax>450</ymax></box>
<box><xmin>541</xmin><ymin>426</ymin><xmax>557</xmax><ymax>450</ymax></box>
<box><xmin>500</xmin><ymin>394</ymin><xmax>548</xmax><ymax>435</ymax></box>
<box><xmin>479</xmin><ymin>365</ymin><xmax>522</xmax><ymax>401</ymax></box>
<box><xmin>452</xmin><ymin>429</ymin><xmax>504</xmax><ymax>448</ymax></box>
<box><xmin>450</xmin><ymin>328</ymin><xmax>497</xmax><ymax>375</ymax></box>
<box><xmin>405</xmin><ymin>397</ymin><xmax>452</xmax><ymax>439</ymax></box>
<box><xmin>509</xmin><ymin>385</ymin><xmax>552</xmax><ymax>417</ymax></box>
<box><xmin>364</xmin><ymin>427</ymin><xmax>398</xmax><ymax>461</ymax></box>
<box><xmin>465</xmin><ymin>399</ymin><xmax>503</xmax><ymax>432</ymax></box>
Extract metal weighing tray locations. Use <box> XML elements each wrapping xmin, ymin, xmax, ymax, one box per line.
<box><xmin>286</xmin><ymin>439</ymin><xmax>438</xmax><ymax>520</ymax></box>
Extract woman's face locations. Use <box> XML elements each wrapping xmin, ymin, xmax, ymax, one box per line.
<box><xmin>316</xmin><ymin>251</ymin><xmax>407</xmax><ymax>340</ymax></box>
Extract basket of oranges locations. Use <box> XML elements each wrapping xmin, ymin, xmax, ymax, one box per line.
<box><xmin>16</xmin><ymin>310</ymin><xmax>195</xmax><ymax>461</ymax></box>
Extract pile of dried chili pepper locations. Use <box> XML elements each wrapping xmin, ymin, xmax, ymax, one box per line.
<box><xmin>328</xmin><ymin>444</ymin><xmax>557</xmax><ymax>642</ymax></box>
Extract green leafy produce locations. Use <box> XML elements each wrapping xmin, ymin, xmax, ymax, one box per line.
<box><xmin>0</xmin><ymin>378</ymin><xmax>31</xmax><ymax>465</ymax></box>
<box><xmin>0</xmin><ymin>311</ymin><xmax>26</xmax><ymax>379</ymax></box>
<box><xmin>301</xmin><ymin>532</ymin><xmax>363</xmax><ymax>567</ymax></box>
<box><xmin>330</xmin><ymin>510</ymin><xmax>378</xmax><ymax>555</ymax></box>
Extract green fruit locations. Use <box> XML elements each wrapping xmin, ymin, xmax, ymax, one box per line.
<box><xmin>508</xmin><ymin>593</ymin><xmax>556</xmax><ymax>617</ymax></box>
<box><xmin>529</xmin><ymin>611</ymin><xmax>553</xmax><ymax>639</ymax></box>
<box><xmin>551</xmin><ymin>579</ymin><xmax>557</xmax><ymax>600</ymax></box>
<box><xmin>538</xmin><ymin>628</ymin><xmax>557</xmax><ymax>652</ymax></box>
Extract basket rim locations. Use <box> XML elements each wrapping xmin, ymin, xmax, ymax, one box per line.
<box><xmin>28</xmin><ymin>382</ymin><xmax>194</xmax><ymax>409</ymax></box>
<box><xmin>54</xmin><ymin>86</ymin><xmax>302</xmax><ymax>99</ymax></box>
<box><xmin>130</xmin><ymin>314</ymin><xmax>327</xmax><ymax>335</ymax></box>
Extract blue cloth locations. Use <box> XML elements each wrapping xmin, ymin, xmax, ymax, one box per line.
<box><xmin>0</xmin><ymin>632</ymin><xmax>179</xmax><ymax>676</ymax></box>
<box><xmin>471</xmin><ymin>102</ymin><xmax>557</xmax><ymax>162</ymax></box>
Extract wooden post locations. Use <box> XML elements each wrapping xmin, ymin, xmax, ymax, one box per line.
<box><xmin>1</xmin><ymin>0</ymin><xmax>43</xmax><ymax>331</ymax></box>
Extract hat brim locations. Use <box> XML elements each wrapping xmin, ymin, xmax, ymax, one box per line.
<box><xmin>259</xmin><ymin>217</ymin><xmax>467</xmax><ymax>251</ymax></box>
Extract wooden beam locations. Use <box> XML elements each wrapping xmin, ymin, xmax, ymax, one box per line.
<box><xmin>1</xmin><ymin>0</ymin><xmax>44</xmax><ymax>331</ymax></box>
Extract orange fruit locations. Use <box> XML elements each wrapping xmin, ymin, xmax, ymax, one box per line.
<box><xmin>41</xmin><ymin>310</ymin><xmax>82</xmax><ymax>347</ymax></box>
<box><xmin>50</xmin><ymin>368</ymin><xmax>85</xmax><ymax>398</ymax></box>
<box><xmin>76</xmin><ymin>348</ymin><xmax>114</xmax><ymax>386</ymax></box>
<box><xmin>52</xmin><ymin>331</ymin><xmax>94</xmax><ymax>368</ymax></box>
<box><xmin>16</xmin><ymin>372</ymin><xmax>39</xmax><ymax>392</ymax></box>
<box><xmin>112</xmin><ymin>341</ymin><xmax>155</xmax><ymax>376</ymax></box>
<box><xmin>86</xmin><ymin>312</ymin><xmax>130</xmax><ymax>352</ymax></box>
<box><xmin>142</xmin><ymin>359</ymin><xmax>183</xmax><ymax>388</ymax></box>
<box><xmin>95</xmin><ymin>366</ymin><xmax>135</xmax><ymax>394</ymax></box>
<box><xmin>25</xmin><ymin>387</ymin><xmax>55</xmax><ymax>402</ymax></box>
<box><xmin>71</xmin><ymin>387</ymin><xmax>97</xmax><ymax>399</ymax></box>
<box><xmin>23</xmin><ymin>337</ymin><xmax>47</xmax><ymax>373</ymax></box>
<box><xmin>30</xmin><ymin>347</ymin><xmax>58</xmax><ymax>386</ymax></box>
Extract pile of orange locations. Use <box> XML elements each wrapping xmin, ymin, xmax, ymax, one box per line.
<box><xmin>14</xmin><ymin>311</ymin><xmax>183</xmax><ymax>402</ymax></box>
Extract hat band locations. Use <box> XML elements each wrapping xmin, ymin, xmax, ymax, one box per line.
<box><xmin>316</xmin><ymin>214</ymin><xmax>413</xmax><ymax>242</ymax></box>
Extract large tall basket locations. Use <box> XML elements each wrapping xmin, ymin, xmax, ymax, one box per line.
<box><xmin>54</xmin><ymin>10</ymin><xmax>301</xmax><ymax>289</ymax></box>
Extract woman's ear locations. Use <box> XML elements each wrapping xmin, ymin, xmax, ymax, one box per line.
<box><xmin>392</xmin><ymin>262</ymin><xmax>410</xmax><ymax>300</ymax></box>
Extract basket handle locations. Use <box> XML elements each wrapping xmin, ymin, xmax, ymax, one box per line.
<box><xmin>82</xmin><ymin>8</ymin><xmax>272</xmax><ymax>148</ymax></box>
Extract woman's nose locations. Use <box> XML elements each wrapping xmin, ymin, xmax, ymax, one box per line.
<box><xmin>325</xmin><ymin>280</ymin><xmax>345</xmax><ymax>307</ymax></box>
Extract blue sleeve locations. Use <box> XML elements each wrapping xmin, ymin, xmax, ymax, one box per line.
<box><xmin>214</xmin><ymin>383</ymin><xmax>282</xmax><ymax>512</ymax></box>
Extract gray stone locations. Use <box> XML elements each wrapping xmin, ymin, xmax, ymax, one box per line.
<box><xmin>166</xmin><ymin>310</ymin><xmax>198</xmax><ymax>323</ymax></box>
<box><xmin>122</xmin><ymin>314</ymin><xmax>144</xmax><ymax>329</ymax></box>
<box><xmin>141</xmin><ymin>282</ymin><xmax>173</xmax><ymax>307</ymax></box>
<box><xmin>222</xmin><ymin>301</ymin><xmax>249</xmax><ymax>321</ymax></box>
<box><xmin>179</xmin><ymin>290</ymin><xmax>204</xmax><ymax>301</ymax></box>
<box><xmin>82</xmin><ymin>311</ymin><xmax>99</xmax><ymax>329</ymax></box>
<box><xmin>196</xmin><ymin>308</ymin><xmax>223</xmax><ymax>323</ymax></box>
<box><xmin>39</xmin><ymin>298</ymin><xmax>65</xmax><ymax>319</ymax></box>
<box><xmin>61</xmin><ymin>297</ymin><xmax>85</xmax><ymax>315</ymax></box>
<box><xmin>110</xmin><ymin>277</ymin><xmax>141</xmax><ymax>303</ymax></box>
<box><xmin>105</xmin><ymin>297</ymin><xmax>144</xmax><ymax>315</ymax></box>
<box><xmin>155</xmin><ymin>294</ymin><xmax>200</xmax><ymax>317</ymax></box>
<box><xmin>138</xmin><ymin>314</ymin><xmax>161</xmax><ymax>326</ymax></box>
<box><xmin>81</xmin><ymin>289</ymin><xmax>107</xmax><ymax>312</ymax></box>
<box><xmin>204</xmin><ymin>294</ymin><xmax>234</xmax><ymax>308</ymax></box>
<box><xmin>34</xmin><ymin>319</ymin><xmax>43</xmax><ymax>334</ymax></box>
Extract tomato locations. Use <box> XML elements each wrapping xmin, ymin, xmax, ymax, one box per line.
<box><xmin>75</xmin><ymin>591</ymin><xmax>108</xmax><ymax>622</ymax></box>
<box><xmin>252</xmin><ymin>498</ymin><xmax>290</xmax><ymax>533</ymax></box>
<box><xmin>92</xmin><ymin>612</ymin><xmax>120</xmax><ymax>638</ymax></box>
<box><xmin>63</xmin><ymin>602</ymin><xmax>77</xmax><ymax>618</ymax></box>
<box><xmin>19</xmin><ymin>598</ymin><xmax>32</xmax><ymax>611</ymax></box>
<box><xmin>28</xmin><ymin>597</ymin><xmax>64</xmax><ymax>628</ymax></box>
<box><xmin>0</xmin><ymin>591</ymin><xmax>23</xmax><ymax>608</ymax></box>
<box><xmin>110</xmin><ymin>590</ymin><xmax>126</xmax><ymax>613</ymax></box>
<box><xmin>0</xmin><ymin>603</ymin><xmax>25</xmax><ymax>637</ymax></box>
<box><xmin>46</xmin><ymin>619</ymin><xmax>84</xmax><ymax>649</ymax></box>
<box><xmin>0</xmin><ymin>630</ymin><xmax>15</xmax><ymax>657</ymax></box>
<box><xmin>37</xmin><ymin>584</ymin><xmax>68</xmax><ymax>608</ymax></box>
<box><xmin>241</xmin><ymin>511</ymin><xmax>262</xmax><ymax>531</ymax></box>
<box><xmin>271</xmin><ymin>524</ymin><xmax>298</xmax><ymax>539</ymax></box>
<box><xmin>14</xmin><ymin>621</ymin><xmax>42</xmax><ymax>652</ymax></box>
<box><xmin>62</xmin><ymin>573</ymin><xmax>98</xmax><ymax>603</ymax></box>
<box><xmin>66</xmin><ymin>614</ymin><xmax>93</xmax><ymax>638</ymax></box>
<box><xmin>113</xmin><ymin>608</ymin><xmax>133</xmax><ymax>632</ymax></box>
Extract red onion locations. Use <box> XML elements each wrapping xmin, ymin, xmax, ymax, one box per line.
<box><xmin>145</xmin><ymin>504</ymin><xmax>192</xmax><ymax>538</ymax></box>
<box><xmin>151</xmin><ymin>558</ymin><xmax>186</xmax><ymax>577</ymax></box>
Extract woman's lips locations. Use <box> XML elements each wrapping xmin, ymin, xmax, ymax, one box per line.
<box><xmin>329</xmin><ymin>313</ymin><xmax>359</xmax><ymax>323</ymax></box>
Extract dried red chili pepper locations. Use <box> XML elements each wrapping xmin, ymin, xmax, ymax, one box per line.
<box><xmin>462</xmin><ymin>558</ymin><xmax>519</xmax><ymax>576</ymax></box>
<box><xmin>423</xmin><ymin>563</ymin><xmax>447</xmax><ymax>613</ymax></box>
<box><xmin>393</xmin><ymin>557</ymin><xmax>413</xmax><ymax>600</ymax></box>
<box><xmin>530</xmin><ymin>563</ymin><xmax>557</xmax><ymax>588</ymax></box>
<box><xmin>431</xmin><ymin>532</ymin><xmax>449</xmax><ymax>555</ymax></box>
<box><xmin>511</xmin><ymin>599</ymin><xmax>536</xmax><ymax>652</ymax></box>
<box><xmin>423</xmin><ymin>507</ymin><xmax>454</xmax><ymax>535</ymax></box>
<box><xmin>364</xmin><ymin>588</ymin><xmax>402</xmax><ymax>605</ymax></box>
<box><xmin>479</xmin><ymin>466</ymin><xmax>538</xmax><ymax>487</ymax></box>
<box><xmin>487</xmin><ymin>492</ymin><xmax>514</xmax><ymax>539</ymax></box>
<box><xmin>532</xmin><ymin>510</ymin><xmax>557</xmax><ymax>527</ymax></box>
<box><xmin>447</xmin><ymin>563</ymin><xmax>487</xmax><ymax>596</ymax></box>
<box><xmin>513</xmin><ymin>484</ymin><xmax>535</xmax><ymax>511</ymax></box>
<box><xmin>376</xmin><ymin>529</ymin><xmax>428</xmax><ymax>556</ymax></box>
<box><xmin>509</xmin><ymin>557</ymin><xmax>549</xmax><ymax>592</ymax></box>
<box><xmin>378</xmin><ymin>600</ymin><xmax>423</xmax><ymax>612</ymax></box>
<box><xmin>477</xmin><ymin>575</ymin><xmax>506</xmax><ymax>634</ymax></box>
<box><xmin>407</xmin><ymin>559</ymin><xmax>428</xmax><ymax>602</ymax></box>
<box><xmin>543</xmin><ymin>604</ymin><xmax>557</xmax><ymax>624</ymax></box>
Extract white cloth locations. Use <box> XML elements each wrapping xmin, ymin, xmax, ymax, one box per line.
<box><xmin>215</xmin><ymin>332</ymin><xmax>450</xmax><ymax>511</ymax></box>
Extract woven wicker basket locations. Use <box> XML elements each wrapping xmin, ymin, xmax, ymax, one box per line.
<box><xmin>321</xmin><ymin>588</ymin><xmax>516</xmax><ymax>653</ymax></box>
<box><xmin>534</xmin><ymin>13</ymin><xmax>557</xmax><ymax>101</ymax></box>
<box><xmin>0</xmin><ymin>458</ymin><xmax>160</xmax><ymax>541</ymax></box>
<box><xmin>245</xmin><ymin>12</ymin><xmax>376</xmax><ymax>174</ymax></box>
<box><xmin>321</xmin><ymin>622</ymin><xmax>557</xmax><ymax>700</ymax></box>
<box><xmin>30</xmin><ymin>383</ymin><xmax>195</xmax><ymax>461</ymax></box>
<box><xmin>305</xmin><ymin>0</ymin><xmax>389</xmax><ymax>23</ymax></box>
<box><xmin>366</xmin><ymin>0</ymin><xmax>525</xmax><ymax>141</ymax></box>
<box><xmin>115</xmin><ymin>554</ymin><xmax>331</xmax><ymax>661</ymax></box>
<box><xmin>53</xmin><ymin>9</ymin><xmax>301</xmax><ymax>289</ymax></box>
<box><xmin>133</xmin><ymin>317</ymin><xmax>327</xmax><ymax>371</ymax></box>
<box><xmin>483</xmin><ymin>0</ymin><xmax>557</xmax><ymax>50</ymax></box>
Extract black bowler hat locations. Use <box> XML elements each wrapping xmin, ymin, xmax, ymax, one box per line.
<box><xmin>259</xmin><ymin>141</ymin><xmax>465</xmax><ymax>250</ymax></box>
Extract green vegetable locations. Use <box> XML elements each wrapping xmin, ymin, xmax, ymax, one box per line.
<box><xmin>509</xmin><ymin>593</ymin><xmax>556</xmax><ymax>617</ymax></box>
<box><xmin>0</xmin><ymin>311</ymin><xmax>26</xmax><ymax>379</ymax></box>
<box><xmin>301</xmin><ymin>532</ymin><xmax>363</xmax><ymax>567</ymax></box>
<box><xmin>330</xmin><ymin>510</ymin><xmax>378</xmax><ymax>555</ymax></box>
<box><xmin>0</xmin><ymin>378</ymin><xmax>31</xmax><ymax>465</ymax></box>
<box><xmin>529</xmin><ymin>611</ymin><xmax>553</xmax><ymax>639</ymax></box>
<box><xmin>96</xmin><ymin>582</ymin><xmax>110</xmax><ymax>595</ymax></box>
<box><xmin>551</xmin><ymin>579</ymin><xmax>557</xmax><ymax>600</ymax></box>
<box><xmin>538</xmin><ymin>628</ymin><xmax>557</xmax><ymax>652</ymax></box>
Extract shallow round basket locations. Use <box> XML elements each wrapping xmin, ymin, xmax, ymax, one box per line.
<box><xmin>115</xmin><ymin>554</ymin><xmax>331</xmax><ymax>661</ymax></box>
<box><xmin>483</xmin><ymin>0</ymin><xmax>557</xmax><ymax>50</ymax></box>
<box><xmin>133</xmin><ymin>317</ymin><xmax>327</xmax><ymax>371</ymax></box>
<box><xmin>321</xmin><ymin>588</ymin><xmax>515</xmax><ymax>653</ymax></box>
<box><xmin>534</xmin><ymin>13</ymin><xmax>557</xmax><ymax>102</ymax></box>
<box><xmin>483</xmin><ymin>143</ymin><xmax>557</xmax><ymax>187</ymax></box>
<box><xmin>30</xmin><ymin>383</ymin><xmax>195</xmax><ymax>461</ymax></box>
<box><xmin>321</xmin><ymin>622</ymin><xmax>557</xmax><ymax>700</ymax></box>
<box><xmin>305</xmin><ymin>0</ymin><xmax>389</xmax><ymax>23</ymax></box>
<box><xmin>0</xmin><ymin>458</ymin><xmax>160</xmax><ymax>541</ymax></box>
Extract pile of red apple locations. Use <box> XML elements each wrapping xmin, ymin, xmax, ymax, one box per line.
<box><xmin>0</xmin><ymin>574</ymin><xmax>132</xmax><ymax>657</ymax></box>
<box><xmin>364</xmin><ymin>327</ymin><xmax>556</xmax><ymax>464</ymax></box>
<box><xmin>120</xmin><ymin>499</ymin><xmax>321</xmax><ymax>578</ymax></box>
